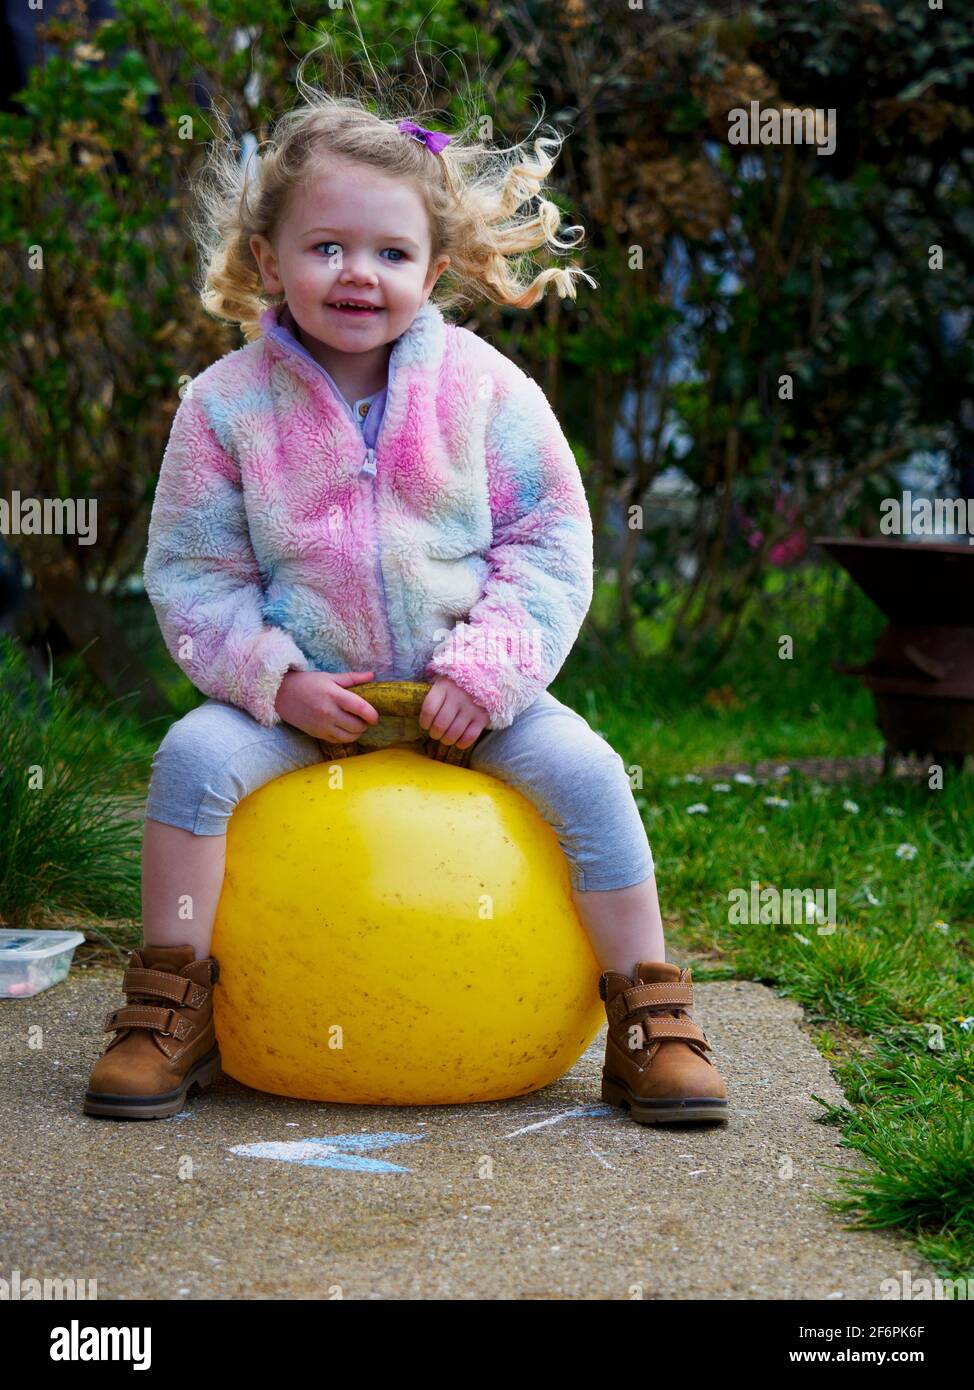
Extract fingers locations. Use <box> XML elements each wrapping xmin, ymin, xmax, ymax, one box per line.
<box><xmin>420</xmin><ymin>679</ymin><xmax>488</xmax><ymax>747</ymax></box>
<box><xmin>335</xmin><ymin>691</ymin><xmax>379</xmax><ymax>725</ymax></box>
<box><xmin>454</xmin><ymin>719</ymin><xmax>484</xmax><ymax>750</ymax></box>
<box><xmin>437</xmin><ymin>712</ymin><xmax>472</xmax><ymax>746</ymax></box>
<box><xmin>328</xmin><ymin>717</ymin><xmax>368</xmax><ymax>740</ymax></box>
<box><xmin>418</xmin><ymin>684</ymin><xmax>449</xmax><ymax>734</ymax></box>
<box><xmin>430</xmin><ymin>711</ymin><xmax>481</xmax><ymax>748</ymax></box>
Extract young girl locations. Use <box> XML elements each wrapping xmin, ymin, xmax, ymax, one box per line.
<box><xmin>83</xmin><ymin>86</ymin><xmax>726</xmax><ymax>1126</ymax></box>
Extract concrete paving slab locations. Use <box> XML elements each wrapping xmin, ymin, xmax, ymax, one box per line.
<box><xmin>0</xmin><ymin>965</ymin><xmax>937</xmax><ymax>1300</ymax></box>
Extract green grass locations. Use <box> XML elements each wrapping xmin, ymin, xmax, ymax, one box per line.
<box><xmin>3</xmin><ymin>562</ymin><xmax>972</xmax><ymax>1283</ymax></box>
<box><xmin>570</xmin><ymin>559</ymin><xmax>888</xmax><ymax>766</ymax></box>
<box><xmin>0</xmin><ymin>635</ymin><xmax>145</xmax><ymax>935</ymax></box>
<box><xmin>554</xmin><ymin>565</ymin><xmax>974</xmax><ymax>1285</ymax></box>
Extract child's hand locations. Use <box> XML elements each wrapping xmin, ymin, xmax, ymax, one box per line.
<box><xmin>275</xmin><ymin>669</ymin><xmax>379</xmax><ymax>742</ymax></box>
<box><xmin>418</xmin><ymin>676</ymin><xmax>490</xmax><ymax>750</ymax></box>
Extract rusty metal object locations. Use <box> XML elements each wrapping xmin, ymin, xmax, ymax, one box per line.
<box><xmin>815</xmin><ymin>537</ymin><xmax>974</xmax><ymax>766</ymax></box>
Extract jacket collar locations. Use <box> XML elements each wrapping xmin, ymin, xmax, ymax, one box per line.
<box><xmin>258</xmin><ymin>298</ymin><xmax>446</xmax><ymax>394</ymax></box>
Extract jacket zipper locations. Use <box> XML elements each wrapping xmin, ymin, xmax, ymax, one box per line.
<box><xmin>265</xmin><ymin>322</ymin><xmax>401</xmax><ymax>679</ymax></box>
<box><xmin>360</xmin><ymin>356</ymin><xmax>400</xmax><ymax>678</ymax></box>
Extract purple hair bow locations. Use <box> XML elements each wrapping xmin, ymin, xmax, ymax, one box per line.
<box><xmin>398</xmin><ymin>119</ymin><xmax>452</xmax><ymax>155</ymax></box>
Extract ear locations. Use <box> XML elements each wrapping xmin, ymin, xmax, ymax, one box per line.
<box><xmin>250</xmin><ymin>233</ymin><xmax>283</xmax><ymax>294</ymax></box>
<box><xmin>425</xmin><ymin>252</ymin><xmax>451</xmax><ymax>297</ymax></box>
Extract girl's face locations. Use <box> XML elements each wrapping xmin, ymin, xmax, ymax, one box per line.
<box><xmin>250</xmin><ymin>157</ymin><xmax>450</xmax><ymax>356</ymax></box>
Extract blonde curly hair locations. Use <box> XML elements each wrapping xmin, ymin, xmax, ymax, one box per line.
<box><xmin>188</xmin><ymin>50</ymin><xmax>596</xmax><ymax>342</ymax></box>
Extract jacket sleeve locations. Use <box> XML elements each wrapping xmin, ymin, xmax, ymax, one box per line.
<box><xmin>143</xmin><ymin>387</ymin><xmax>312</xmax><ymax>728</ymax></box>
<box><xmin>423</xmin><ymin>365</ymin><xmax>594</xmax><ymax>729</ymax></box>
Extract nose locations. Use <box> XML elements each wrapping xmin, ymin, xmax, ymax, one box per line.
<box><xmin>338</xmin><ymin>253</ymin><xmax>378</xmax><ymax>285</ymax></box>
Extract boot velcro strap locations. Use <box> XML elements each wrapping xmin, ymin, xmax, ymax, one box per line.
<box><xmin>641</xmin><ymin>1017</ymin><xmax>711</xmax><ymax>1050</ymax></box>
<box><xmin>122</xmin><ymin>968</ymin><xmax>206</xmax><ymax>1007</ymax></box>
<box><xmin>103</xmin><ymin>1005</ymin><xmax>192</xmax><ymax>1040</ymax></box>
<box><xmin>608</xmin><ymin>982</ymin><xmax>693</xmax><ymax>1027</ymax></box>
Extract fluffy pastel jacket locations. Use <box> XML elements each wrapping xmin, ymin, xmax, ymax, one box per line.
<box><xmin>143</xmin><ymin>299</ymin><xmax>594</xmax><ymax>731</ymax></box>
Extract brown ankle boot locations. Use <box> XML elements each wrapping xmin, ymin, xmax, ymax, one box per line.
<box><xmin>83</xmin><ymin>944</ymin><xmax>221</xmax><ymax>1120</ymax></box>
<box><xmin>600</xmin><ymin>961</ymin><xmax>728</xmax><ymax>1124</ymax></box>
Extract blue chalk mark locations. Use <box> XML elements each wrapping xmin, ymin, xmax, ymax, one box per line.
<box><xmin>230</xmin><ymin>1132</ymin><xmax>425</xmax><ymax>1174</ymax></box>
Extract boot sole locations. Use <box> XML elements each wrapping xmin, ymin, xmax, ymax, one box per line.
<box><xmin>602</xmin><ymin>1070</ymin><xmax>728</xmax><ymax>1124</ymax></box>
<box><xmin>83</xmin><ymin>1045</ymin><xmax>222</xmax><ymax>1120</ymax></box>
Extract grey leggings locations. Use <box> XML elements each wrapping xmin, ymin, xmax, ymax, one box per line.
<box><xmin>143</xmin><ymin>690</ymin><xmax>655</xmax><ymax>892</ymax></box>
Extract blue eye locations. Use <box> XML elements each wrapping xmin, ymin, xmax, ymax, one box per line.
<box><xmin>311</xmin><ymin>242</ymin><xmax>407</xmax><ymax>261</ymax></box>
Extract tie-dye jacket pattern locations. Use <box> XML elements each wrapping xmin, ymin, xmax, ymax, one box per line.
<box><xmin>143</xmin><ymin>299</ymin><xmax>594</xmax><ymax>731</ymax></box>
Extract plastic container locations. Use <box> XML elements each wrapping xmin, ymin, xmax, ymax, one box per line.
<box><xmin>0</xmin><ymin>929</ymin><xmax>86</xmax><ymax>998</ymax></box>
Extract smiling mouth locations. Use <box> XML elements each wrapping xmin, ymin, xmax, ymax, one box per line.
<box><xmin>328</xmin><ymin>304</ymin><xmax>384</xmax><ymax>315</ymax></box>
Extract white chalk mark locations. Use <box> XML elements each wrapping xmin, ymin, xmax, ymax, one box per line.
<box><xmin>585</xmin><ymin>1138</ymin><xmax>615</xmax><ymax>1170</ymax></box>
<box><xmin>502</xmin><ymin>1104</ymin><xmax>612</xmax><ymax>1138</ymax></box>
<box><xmin>230</xmin><ymin>1132</ymin><xmax>424</xmax><ymax>1173</ymax></box>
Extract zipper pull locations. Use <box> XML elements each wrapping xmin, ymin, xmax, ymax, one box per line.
<box><xmin>359</xmin><ymin>447</ymin><xmax>376</xmax><ymax>478</ymax></box>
